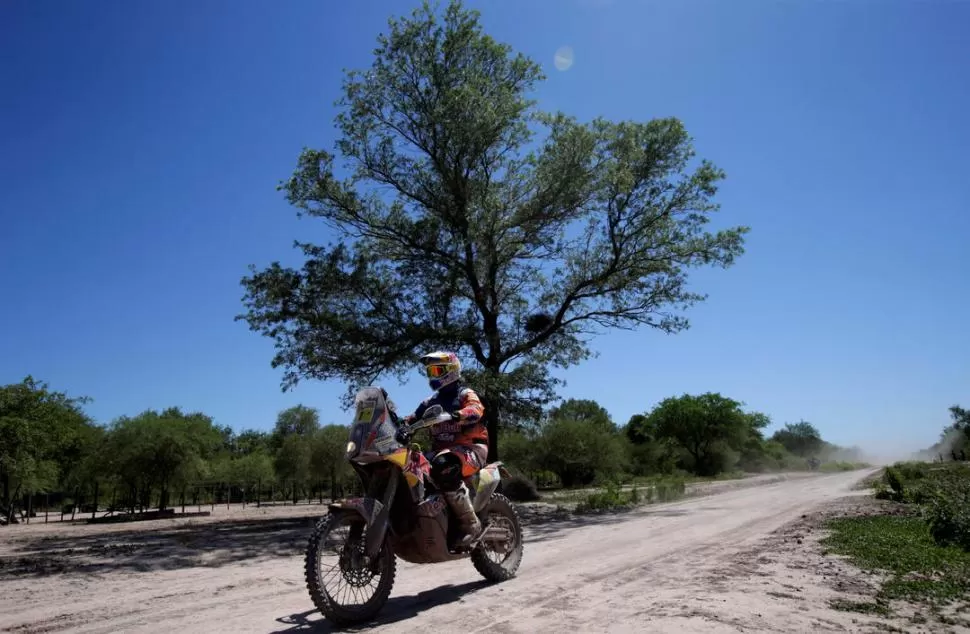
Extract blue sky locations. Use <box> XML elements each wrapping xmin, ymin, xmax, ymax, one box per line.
<box><xmin>1</xmin><ymin>0</ymin><xmax>967</xmax><ymax>458</ymax></box>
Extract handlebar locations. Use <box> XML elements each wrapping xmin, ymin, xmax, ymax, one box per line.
<box><xmin>397</xmin><ymin>405</ymin><xmax>454</xmax><ymax>441</ymax></box>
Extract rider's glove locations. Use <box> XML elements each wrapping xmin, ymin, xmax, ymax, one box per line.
<box><xmin>450</xmin><ymin>411</ymin><xmax>462</xmax><ymax>422</ymax></box>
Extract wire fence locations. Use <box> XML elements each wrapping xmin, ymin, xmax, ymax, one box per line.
<box><xmin>8</xmin><ymin>477</ymin><xmax>366</xmax><ymax>525</ymax></box>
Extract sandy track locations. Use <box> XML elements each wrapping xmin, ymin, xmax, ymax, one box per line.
<box><xmin>1</xmin><ymin>470</ymin><xmax>877</xmax><ymax>633</ymax></box>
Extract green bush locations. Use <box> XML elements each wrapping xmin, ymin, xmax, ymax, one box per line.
<box><xmin>873</xmin><ymin>483</ymin><xmax>894</xmax><ymax>500</ymax></box>
<box><xmin>877</xmin><ymin>462</ymin><xmax>970</xmax><ymax>552</ymax></box>
<box><xmin>576</xmin><ymin>481</ymin><xmax>628</xmax><ymax>513</ymax></box>
<box><xmin>894</xmin><ymin>461</ymin><xmax>929</xmax><ymax>482</ymax></box>
<box><xmin>883</xmin><ymin>466</ymin><xmax>906</xmax><ymax>502</ymax></box>
<box><xmin>923</xmin><ymin>468</ymin><xmax>970</xmax><ymax>551</ymax></box>
<box><xmin>926</xmin><ymin>492</ymin><xmax>970</xmax><ymax>552</ymax></box>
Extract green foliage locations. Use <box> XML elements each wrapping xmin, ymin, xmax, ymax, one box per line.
<box><xmin>883</xmin><ymin>466</ymin><xmax>906</xmax><ymax>501</ymax></box>
<box><xmin>626</xmin><ymin>436</ymin><xmax>678</xmax><ymax>476</ymax></box>
<box><xmin>274</xmin><ymin>434</ymin><xmax>312</xmax><ymax>498</ymax></box>
<box><xmin>770</xmin><ymin>420</ymin><xmax>823</xmax><ymax>458</ymax></box>
<box><xmin>271</xmin><ymin>405</ymin><xmax>320</xmax><ymax>448</ymax></box>
<box><xmin>923</xmin><ymin>464</ymin><xmax>970</xmax><ymax>552</ymax></box>
<box><xmin>926</xmin><ymin>488</ymin><xmax>970</xmax><ymax>552</ymax></box>
<box><xmin>223</xmin><ymin>452</ymin><xmax>275</xmax><ymax>485</ymax></box>
<box><xmin>499</xmin><ymin>429</ymin><xmax>539</xmax><ymax>474</ymax></box>
<box><xmin>0</xmin><ymin>377</ymin><xmax>98</xmax><ymax>521</ymax></box>
<box><xmin>1</xmin><ymin>372</ymin><xmax>865</xmax><ymax>523</ymax></box>
<box><xmin>237</xmin><ymin>0</ymin><xmax>748</xmax><ymax>461</ymax></box>
<box><xmin>822</xmin><ymin>514</ymin><xmax>970</xmax><ymax>611</ymax></box>
<box><xmin>894</xmin><ymin>461</ymin><xmax>929</xmax><ymax>481</ymax></box>
<box><xmin>312</xmin><ymin>424</ymin><xmax>354</xmax><ymax>499</ymax></box>
<box><xmin>873</xmin><ymin>461</ymin><xmax>970</xmax><ymax>553</ymax></box>
<box><xmin>548</xmin><ymin>399</ymin><xmax>616</xmax><ymax>433</ymax></box>
<box><xmin>98</xmin><ymin>408</ymin><xmax>225</xmax><ymax>511</ymax></box>
<box><xmin>818</xmin><ymin>461</ymin><xmax>870</xmax><ymax>472</ymax></box>
<box><xmin>574</xmin><ymin>476</ymin><xmax>685</xmax><ymax>513</ymax></box>
<box><xmin>535</xmin><ymin>416</ymin><xmax>627</xmax><ymax>487</ymax></box>
<box><xmin>576</xmin><ymin>481</ymin><xmax>630</xmax><ymax>513</ymax></box>
<box><xmin>645</xmin><ymin>393</ymin><xmax>756</xmax><ymax>476</ymax></box>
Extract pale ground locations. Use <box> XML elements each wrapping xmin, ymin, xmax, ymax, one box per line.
<box><xmin>2</xmin><ymin>468</ymin><xmax>946</xmax><ymax>634</ymax></box>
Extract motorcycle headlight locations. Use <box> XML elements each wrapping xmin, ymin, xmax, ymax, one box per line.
<box><xmin>346</xmin><ymin>441</ymin><xmax>357</xmax><ymax>454</ymax></box>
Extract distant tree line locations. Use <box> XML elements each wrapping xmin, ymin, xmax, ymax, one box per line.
<box><xmin>503</xmin><ymin>393</ymin><xmax>862</xmax><ymax>488</ymax></box>
<box><xmin>2</xmin><ymin>376</ymin><xmax>866</xmax><ymax>524</ymax></box>
<box><xmin>0</xmin><ymin>377</ymin><xmax>350</xmax><ymax>524</ymax></box>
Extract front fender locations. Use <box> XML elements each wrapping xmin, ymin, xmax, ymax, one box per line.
<box><xmin>328</xmin><ymin>497</ymin><xmax>384</xmax><ymax>526</ymax></box>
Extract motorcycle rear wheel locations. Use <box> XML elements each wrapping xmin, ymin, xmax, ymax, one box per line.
<box><xmin>471</xmin><ymin>493</ymin><xmax>524</xmax><ymax>582</ymax></box>
<box><xmin>304</xmin><ymin>512</ymin><xmax>396</xmax><ymax>626</ymax></box>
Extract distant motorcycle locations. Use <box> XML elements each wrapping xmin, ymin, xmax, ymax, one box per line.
<box><xmin>304</xmin><ymin>386</ymin><xmax>524</xmax><ymax>625</ymax></box>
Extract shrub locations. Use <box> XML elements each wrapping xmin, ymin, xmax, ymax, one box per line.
<box><xmin>537</xmin><ymin>418</ymin><xmax>628</xmax><ymax>487</ymax></box>
<box><xmin>926</xmin><ymin>492</ymin><xmax>970</xmax><ymax>551</ymax></box>
<box><xmin>894</xmin><ymin>461</ymin><xmax>929</xmax><ymax>482</ymax></box>
<box><xmin>876</xmin><ymin>461</ymin><xmax>970</xmax><ymax>552</ymax></box>
<box><xmin>501</xmin><ymin>474</ymin><xmax>541</xmax><ymax>502</ymax></box>
<box><xmin>873</xmin><ymin>483</ymin><xmax>894</xmax><ymax>500</ymax></box>
<box><xmin>883</xmin><ymin>466</ymin><xmax>906</xmax><ymax>502</ymax></box>
<box><xmin>576</xmin><ymin>481</ymin><xmax>628</xmax><ymax>513</ymax></box>
<box><xmin>654</xmin><ymin>477</ymin><xmax>686</xmax><ymax>502</ymax></box>
<box><xmin>923</xmin><ymin>469</ymin><xmax>970</xmax><ymax>551</ymax></box>
<box><xmin>819</xmin><ymin>461</ymin><xmax>869</xmax><ymax>472</ymax></box>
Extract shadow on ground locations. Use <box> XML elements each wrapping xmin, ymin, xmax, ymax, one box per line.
<box><xmin>270</xmin><ymin>579</ymin><xmax>492</xmax><ymax>632</ymax></box>
<box><xmin>0</xmin><ymin>499</ymin><xmax>705</xmax><ymax>579</ymax></box>
<box><xmin>518</xmin><ymin>504</ymin><xmax>691</xmax><ymax>545</ymax></box>
<box><xmin>0</xmin><ymin>515</ymin><xmax>322</xmax><ymax>578</ymax></box>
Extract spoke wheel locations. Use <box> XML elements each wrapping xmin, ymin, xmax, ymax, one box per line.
<box><xmin>304</xmin><ymin>512</ymin><xmax>396</xmax><ymax>626</ymax></box>
<box><xmin>471</xmin><ymin>493</ymin><xmax>524</xmax><ymax>582</ymax></box>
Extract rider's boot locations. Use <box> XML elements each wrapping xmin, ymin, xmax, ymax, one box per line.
<box><xmin>444</xmin><ymin>483</ymin><xmax>483</xmax><ymax>548</ymax></box>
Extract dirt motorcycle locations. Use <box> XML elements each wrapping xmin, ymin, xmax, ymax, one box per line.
<box><xmin>304</xmin><ymin>386</ymin><xmax>524</xmax><ymax>626</ymax></box>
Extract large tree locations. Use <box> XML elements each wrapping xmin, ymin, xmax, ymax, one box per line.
<box><xmin>548</xmin><ymin>398</ymin><xmax>616</xmax><ymax>433</ymax></box>
<box><xmin>238</xmin><ymin>0</ymin><xmax>748</xmax><ymax>461</ymax></box>
<box><xmin>99</xmin><ymin>407</ymin><xmax>224</xmax><ymax>512</ymax></box>
<box><xmin>770</xmin><ymin>420</ymin><xmax>823</xmax><ymax>458</ymax></box>
<box><xmin>648</xmin><ymin>392</ymin><xmax>756</xmax><ymax>476</ymax></box>
<box><xmin>0</xmin><ymin>377</ymin><xmax>96</xmax><ymax>523</ymax></box>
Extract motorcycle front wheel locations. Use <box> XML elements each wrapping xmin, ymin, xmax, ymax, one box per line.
<box><xmin>304</xmin><ymin>512</ymin><xmax>396</xmax><ymax>626</ymax></box>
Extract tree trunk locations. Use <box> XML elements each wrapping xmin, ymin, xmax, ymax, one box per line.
<box><xmin>1</xmin><ymin>470</ymin><xmax>10</xmax><ymax>523</ymax></box>
<box><xmin>481</xmin><ymin>392</ymin><xmax>499</xmax><ymax>463</ymax></box>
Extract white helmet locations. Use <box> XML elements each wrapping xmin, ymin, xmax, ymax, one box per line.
<box><xmin>420</xmin><ymin>350</ymin><xmax>461</xmax><ymax>391</ymax></box>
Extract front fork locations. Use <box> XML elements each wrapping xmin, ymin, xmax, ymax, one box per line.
<box><xmin>362</xmin><ymin>470</ymin><xmax>399</xmax><ymax>560</ymax></box>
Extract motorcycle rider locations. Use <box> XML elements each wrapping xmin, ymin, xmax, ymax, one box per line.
<box><xmin>402</xmin><ymin>351</ymin><xmax>487</xmax><ymax>547</ymax></box>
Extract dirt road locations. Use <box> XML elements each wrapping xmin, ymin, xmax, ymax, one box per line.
<box><xmin>1</xmin><ymin>470</ymin><xmax>877</xmax><ymax>633</ymax></box>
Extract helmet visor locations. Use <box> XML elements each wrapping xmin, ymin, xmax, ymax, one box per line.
<box><xmin>426</xmin><ymin>364</ymin><xmax>449</xmax><ymax>379</ymax></box>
